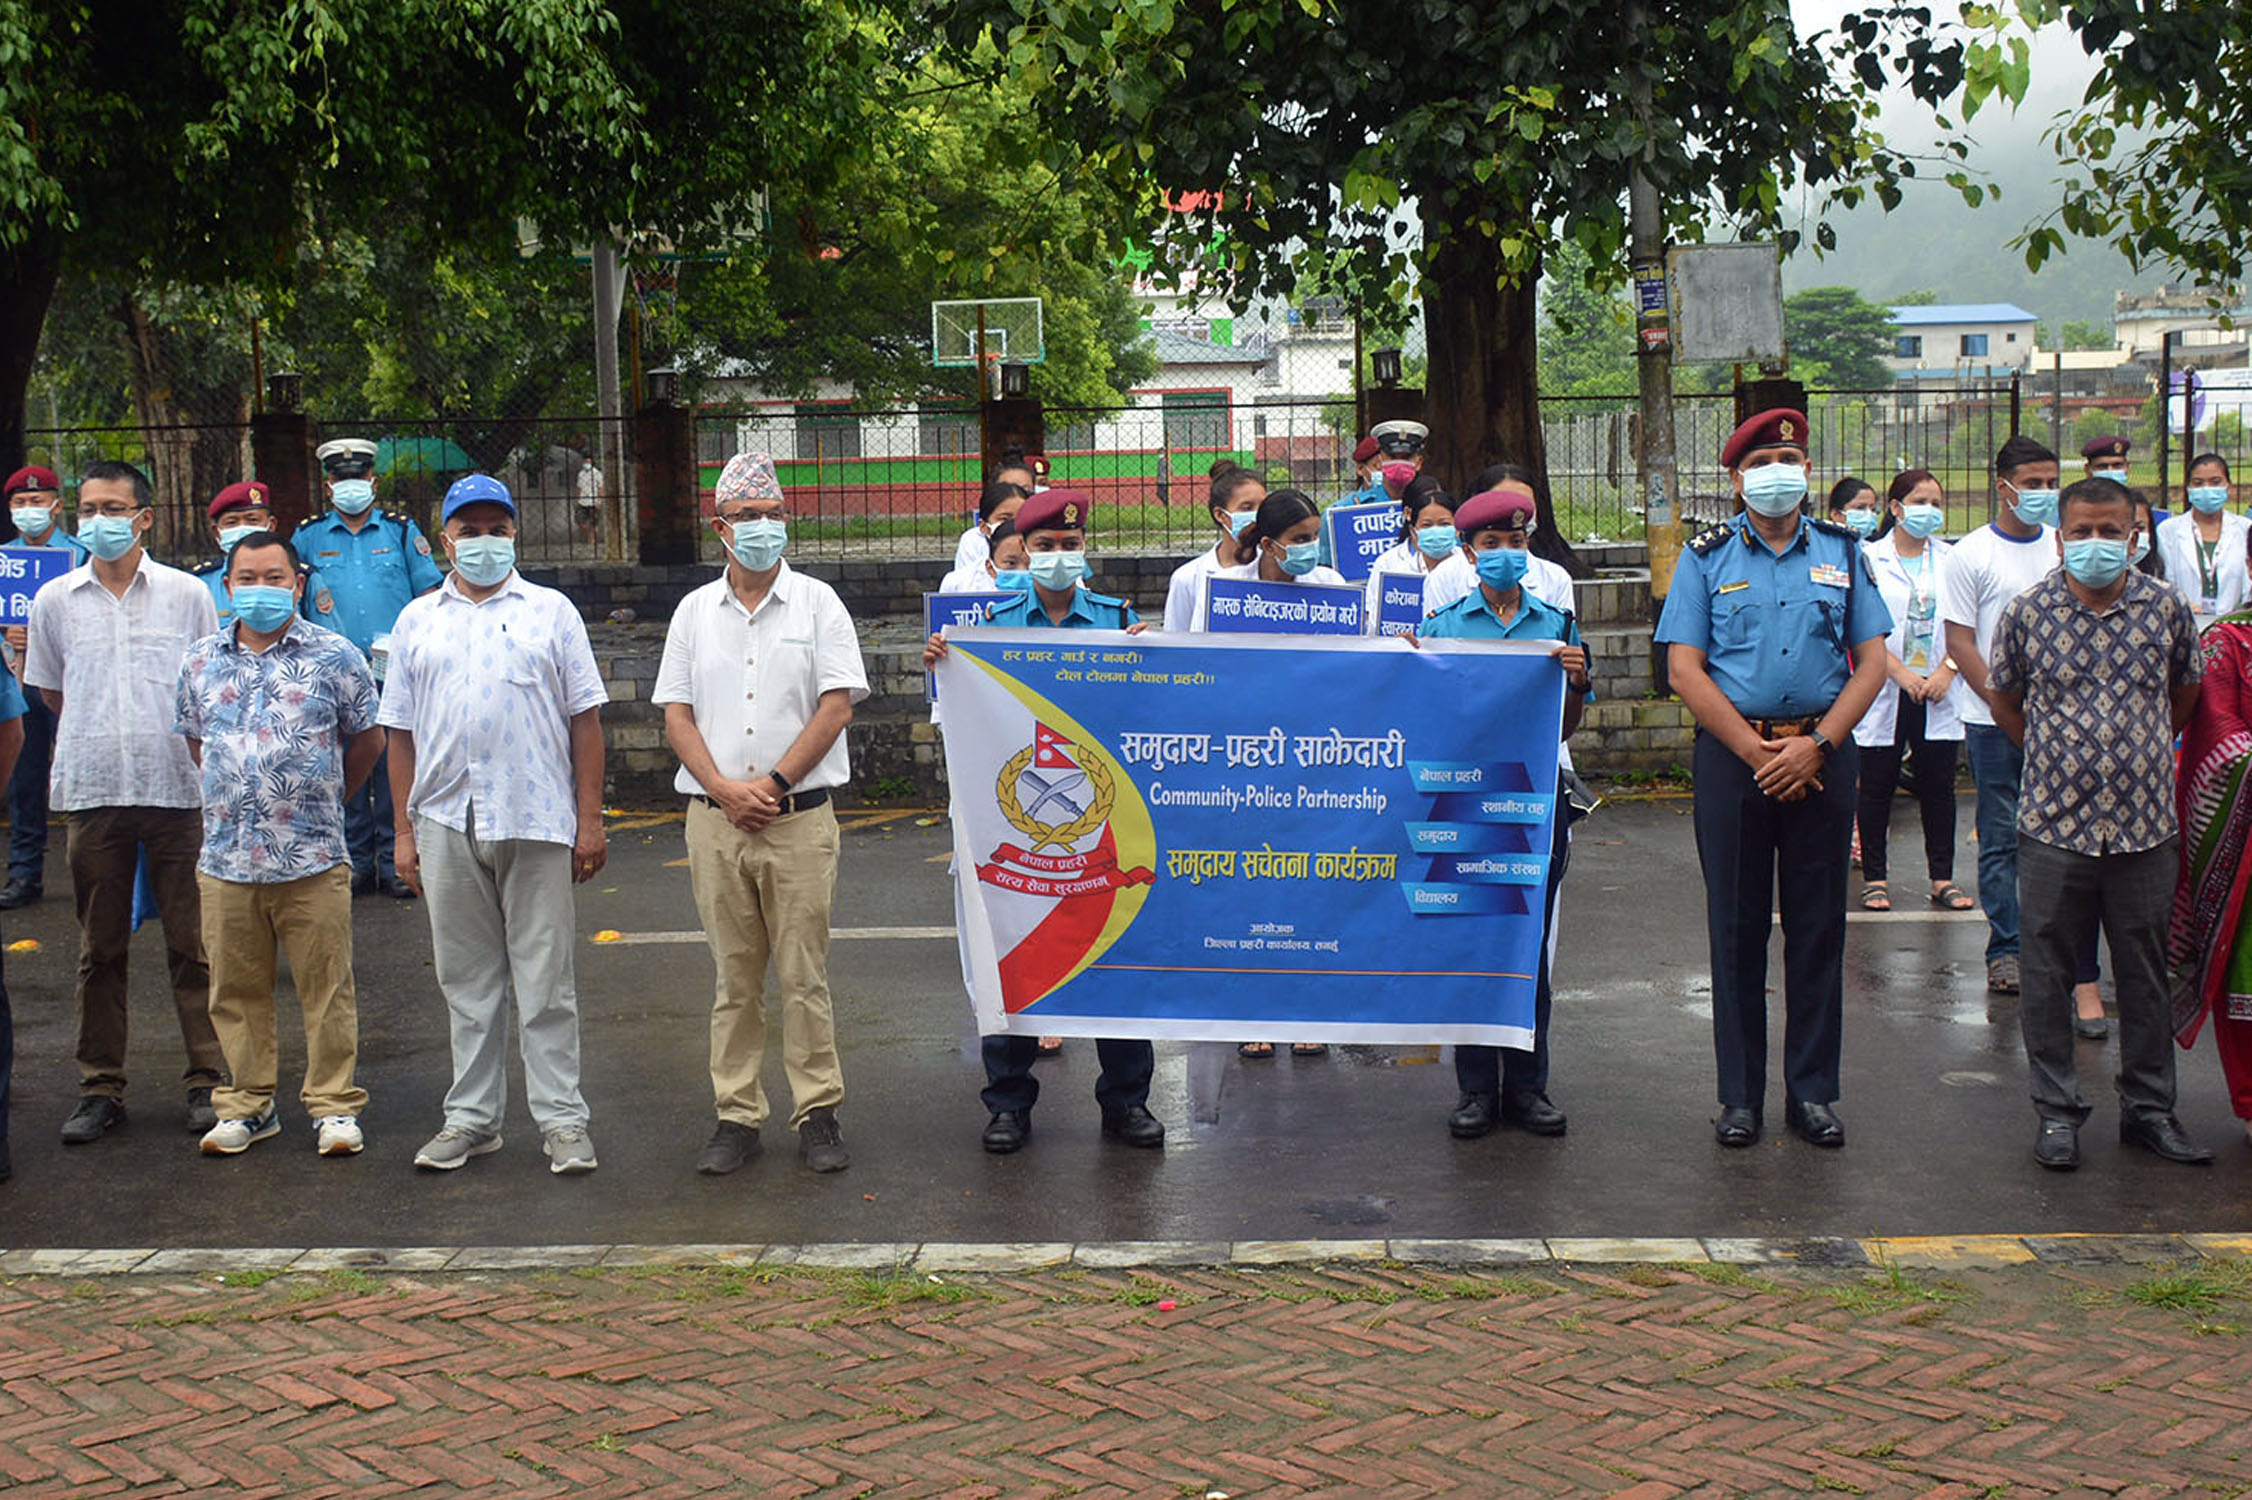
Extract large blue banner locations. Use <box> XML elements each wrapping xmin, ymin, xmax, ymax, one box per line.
<box><xmin>935</xmin><ymin>629</ymin><xmax>1567</xmax><ymax>1046</ymax></box>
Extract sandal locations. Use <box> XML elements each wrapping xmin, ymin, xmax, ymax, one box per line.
<box><xmin>1930</xmin><ymin>882</ymin><xmax>1975</xmax><ymax>911</ymax></box>
<box><xmin>1859</xmin><ymin>882</ymin><xmax>1892</xmax><ymax>912</ymax></box>
<box><xmin>1291</xmin><ymin>1042</ymin><xmax>1329</xmax><ymax>1057</ymax></box>
<box><xmin>1237</xmin><ymin>1041</ymin><xmax>1275</xmax><ymax>1059</ymax></box>
<box><xmin>1036</xmin><ymin>1035</ymin><xmax>1063</xmax><ymax>1054</ymax></box>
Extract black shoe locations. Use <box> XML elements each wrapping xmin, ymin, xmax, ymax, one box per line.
<box><xmin>350</xmin><ymin>868</ymin><xmax>378</xmax><ymax>897</ymax></box>
<box><xmin>378</xmin><ymin>873</ymin><xmax>417</xmax><ymax>900</ymax></box>
<box><xmin>0</xmin><ymin>877</ymin><xmax>41</xmax><ymax>910</ymax></box>
<box><xmin>2120</xmin><ymin>1113</ymin><xmax>2214</xmax><ymax>1165</ymax></box>
<box><xmin>797</xmin><ymin>1107</ymin><xmax>850</xmax><ymax>1173</ymax></box>
<box><xmin>1100</xmin><ymin>1104</ymin><xmax>1166</xmax><ymax>1148</ymax></box>
<box><xmin>1785</xmin><ymin>1099</ymin><xmax>1845</xmax><ymax>1148</ymax></box>
<box><xmin>184</xmin><ymin>1087</ymin><xmax>218</xmax><ymax>1134</ymax></box>
<box><xmin>1448</xmin><ymin>1091</ymin><xmax>1499</xmax><ymax>1139</ymax></box>
<box><xmin>694</xmin><ymin>1120</ymin><xmax>760</xmax><ymax>1176</ymax></box>
<box><xmin>1502</xmin><ymin>1090</ymin><xmax>1568</xmax><ymax>1136</ymax></box>
<box><xmin>2074</xmin><ymin>1014</ymin><xmax>2112</xmax><ymax>1039</ymax></box>
<box><xmin>60</xmin><ymin>1096</ymin><xmax>126</xmax><ymax>1144</ymax></box>
<box><xmin>0</xmin><ymin>1136</ymin><xmax>11</xmax><ymax>1182</ymax></box>
<box><xmin>1714</xmin><ymin>1106</ymin><xmax>1761</xmax><ymax>1148</ymax></box>
<box><xmin>2034</xmin><ymin>1118</ymin><xmax>2080</xmax><ymax>1170</ymax></box>
<box><xmin>982</xmin><ymin>1110</ymin><xmax>1030</xmax><ymax>1154</ymax></box>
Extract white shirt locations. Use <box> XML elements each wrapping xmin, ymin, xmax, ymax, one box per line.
<box><xmin>952</xmin><ymin>524</ymin><xmax>989</xmax><ymax>576</ymax></box>
<box><xmin>1939</xmin><ymin>522</ymin><xmax>2056</xmax><ymax>727</ymax></box>
<box><xmin>1362</xmin><ymin>539</ymin><xmax>1452</xmax><ymax>625</ymax></box>
<box><xmin>938</xmin><ymin>563</ymin><xmax>1009</xmax><ymax>595</ymax></box>
<box><xmin>2155</xmin><ymin>510</ymin><xmax>2252</xmax><ymax>626</ymax></box>
<box><xmin>23</xmin><ymin>555</ymin><xmax>216</xmax><ymax>811</ymax></box>
<box><xmin>653</xmin><ymin>562</ymin><xmax>870</xmax><ymax>796</ymax></box>
<box><xmin>576</xmin><ymin>465</ymin><xmax>603</xmax><ymax>507</ymax></box>
<box><xmin>377</xmin><ymin>572</ymin><xmax>610</xmax><ymax>844</ymax></box>
<box><xmin>1853</xmin><ymin>533</ymin><xmax>1970</xmax><ymax>746</ymax></box>
<box><xmin>1163</xmin><ymin>543</ymin><xmax>1237</xmax><ymax>631</ymax></box>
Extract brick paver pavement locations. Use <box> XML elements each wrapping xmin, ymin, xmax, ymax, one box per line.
<box><xmin>4</xmin><ymin>1258</ymin><xmax>2252</xmax><ymax>1498</ymax></box>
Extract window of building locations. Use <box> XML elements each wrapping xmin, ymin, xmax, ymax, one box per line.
<box><xmin>1050</xmin><ymin>419</ymin><xmax>1096</xmax><ymax>453</ymax></box>
<box><xmin>1161</xmin><ymin>391</ymin><xmax>1230</xmax><ymax>452</ymax></box>
<box><xmin>917</xmin><ymin>403</ymin><xmax>978</xmax><ymax>459</ymax></box>
<box><xmin>2005</xmin><ymin>332</ymin><xmax>2018</xmax><ymax>343</ymax></box>
<box><xmin>1959</xmin><ymin>333</ymin><xmax>1990</xmax><ymax>358</ymax></box>
<box><xmin>1895</xmin><ymin>335</ymin><xmax>1924</xmax><ymax>360</ymax></box>
<box><xmin>793</xmin><ymin>404</ymin><xmax>861</xmax><ymax>460</ymax></box>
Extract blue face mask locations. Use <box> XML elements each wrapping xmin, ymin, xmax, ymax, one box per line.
<box><xmin>2189</xmin><ymin>485</ymin><xmax>2230</xmax><ymax>514</ymax></box>
<box><xmin>2009</xmin><ymin>484</ymin><xmax>2059</xmax><ymax>527</ymax></box>
<box><xmin>1474</xmin><ymin>545</ymin><xmax>1530</xmax><ymax>592</ymax></box>
<box><xmin>1415</xmin><ymin>524</ymin><xmax>1459</xmax><ymax>559</ymax></box>
<box><xmin>993</xmin><ymin>567</ymin><xmax>1036</xmax><ymax>594</ymax></box>
<box><xmin>2062</xmin><ymin>537</ymin><xmax>2130</xmax><ymax>589</ymax></box>
<box><xmin>331</xmin><ymin>479</ymin><xmax>376</xmax><ymax>516</ymax></box>
<box><xmin>451</xmin><ymin>535</ymin><xmax>515</xmax><ymax>587</ymax></box>
<box><xmin>79</xmin><ymin>515</ymin><xmax>139</xmax><ymax>561</ymax></box>
<box><xmin>12</xmin><ymin>506</ymin><xmax>51</xmax><ymax>539</ymax></box>
<box><xmin>727</xmin><ymin>516</ymin><xmax>788</xmax><ymax>570</ymax></box>
<box><xmin>229</xmin><ymin>584</ymin><xmax>298</xmax><ymax>633</ymax></box>
<box><xmin>1222</xmin><ymin>509</ymin><xmax>1258</xmax><ymax>538</ymax></box>
<box><xmin>1741</xmin><ymin>463</ymin><xmax>1809</xmax><ymax>517</ymax></box>
<box><xmin>1278</xmin><ymin>539</ymin><xmax>1321</xmax><ymax>577</ymax></box>
<box><xmin>217</xmin><ymin>525</ymin><xmax>259</xmax><ymax>553</ymax></box>
<box><xmin>1899</xmin><ymin>504</ymin><xmax>1945</xmax><ymax>539</ymax></box>
<box><xmin>1027</xmin><ymin>550</ymin><xmax>1087</xmax><ymax>592</ymax></box>
<box><xmin>1841</xmin><ymin>508</ymin><xmax>1880</xmax><ymax>537</ymax></box>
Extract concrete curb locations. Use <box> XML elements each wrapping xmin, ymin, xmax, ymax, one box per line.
<box><xmin>5</xmin><ymin>1232</ymin><xmax>2250</xmax><ymax>1277</ymax></box>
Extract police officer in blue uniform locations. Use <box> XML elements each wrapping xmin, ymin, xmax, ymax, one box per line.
<box><xmin>1655</xmin><ymin>409</ymin><xmax>1892</xmax><ymax>1150</ymax></box>
<box><xmin>292</xmin><ymin>438</ymin><xmax>444</xmax><ymax>897</ymax></box>
<box><xmin>920</xmin><ymin>488</ymin><xmax>1166</xmax><ymax>1155</ymax></box>
<box><xmin>1</xmin><ymin>465</ymin><xmax>85</xmax><ymax>910</ymax></box>
<box><xmin>193</xmin><ymin>482</ymin><xmax>317</xmax><ymax>632</ymax></box>
<box><xmin>1420</xmin><ymin>488</ymin><xmax>1591</xmax><ymax>1139</ymax></box>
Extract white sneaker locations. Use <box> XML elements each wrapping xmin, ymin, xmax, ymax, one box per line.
<box><xmin>316</xmin><ymin>1116</ymin><xmax>365</xmax><ymax>1156</ymax></box>
<box><xmin>200</xmin><ymin>1109</ymin><xmax>280</xmax><ymax>1156</ymax></box>
<box><xmin>413</xmin><ymin>1126</ymin><xmax>502</xmax><ymax>1170</ymax></box>
<box><xmin>543</xmin><ymin>1127</ymin><xmax>598</xmax><ymax>1174</ymax></box>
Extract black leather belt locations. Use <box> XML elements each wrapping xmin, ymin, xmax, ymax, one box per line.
<box><xmin>693</xmin><ymin>787</ymin><xmax>832</xmax><ymax>817</ymax></box>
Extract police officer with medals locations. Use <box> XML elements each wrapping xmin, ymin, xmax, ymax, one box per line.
<box><xmin>1655</xmin><ymin>409</ymin><xmax>1892</xmax><ymax>1150</ymax></box>
<box><xmin>293</xmin><ymin>438</ymin><xmax>444</xmax><ymax>897</ymax></box>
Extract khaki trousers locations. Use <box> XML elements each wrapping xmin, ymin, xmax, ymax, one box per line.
<box><xmin>200</xmin><ymin>866</ymin><xmax>366</xmax><ymax>1120</ymax></box>
<box><xmin>685</xmin><ymin>798</ymin><xmax>844</xmax><ymax>1129</ymax></box>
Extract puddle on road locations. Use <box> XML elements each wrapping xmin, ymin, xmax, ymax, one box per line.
<box><xmin>1303</xmin><ymin>1194</ymin><xmax>1396</xmax><ymax>1227</ymax></box>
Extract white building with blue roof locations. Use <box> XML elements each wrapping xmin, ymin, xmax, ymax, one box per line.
<box><xmin>1884</xmin><ymin>302</ymin><xmax>2040</xmax><ymax>380</ymax></box>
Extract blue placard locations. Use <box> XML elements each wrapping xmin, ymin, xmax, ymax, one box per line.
<box><xmin>1202</xmin><ymin>577</ymin><xmax>1364</xmax><ymax>635</ymax></box>
<box><xmin>925</xmin><ymin>590</ymin><xmax>1013</xmax><ymax>700</ymax></box>
<box><xmin>1323</xmin><ymin>502</ymin><xmax>1399</xmax><ymax>582</ymax></box>
<box><xmin>0</xmin><ymin>548</ymin><xmax>73</xmax><ymax>626</ymax></box>
<box><xmin>1374</xmin><ymin>572</ymin><xmax>1425</xmax><ymax>638</ymax></box>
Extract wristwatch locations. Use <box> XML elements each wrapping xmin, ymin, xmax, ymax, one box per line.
<box><xmin>1809</xmin><ymin>730</ymin><xmax>1834</xmax><ymax>757</ymax></box>
<box><xmin>768</xmin><ymin>767</ymin><xmax>793</xmax><ymax>793</ymax></box>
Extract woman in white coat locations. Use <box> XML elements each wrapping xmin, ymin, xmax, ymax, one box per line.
<box><xmin>1852</xmin><ymin>470</ymin><xmax>1976</xmax><ymax>912</ymax></box>
<box><xmin>2154</xmin><ymin>452</ymin><xmax>2248</xmax><ymax>629</ymax></box>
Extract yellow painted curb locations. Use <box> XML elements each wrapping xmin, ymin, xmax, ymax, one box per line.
<box><xmin>1862</xmin><ymin>1235</ymin><xmax>2037</xmax><ymax>1268</ymax></box>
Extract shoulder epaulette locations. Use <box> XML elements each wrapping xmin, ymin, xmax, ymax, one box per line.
<box><xmin>1808</xmin><ymin>516</ymin><xmax>1859</xmax><ymax>540</ymax></box>
<box><xmin>1083</xmin><ymin>589</ymin><xmax>1128</xmax><ymax>608</ymax></box>
<box><xmin>382</xmin><ymin>510</ymin><xmax>417</xmax><ymax>528</ymax></box>
<box><xmin>1685</xmin><ymin>523</ymin><xmax>1733</xmax><ymax>556</ymax></box>
<box><xmin>190</xmin><ymin>556</ymin><xmax>225</xmax><ymax>576</ymax></box>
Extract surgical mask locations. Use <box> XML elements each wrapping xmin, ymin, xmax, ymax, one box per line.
<box><xmin>1278</xmin><ymin>540</ymin><xmax>1321</xmax><ymax>577</ymax></box>
<box><xmin>2189</xmin><ymin>485</ymin><xmax>2229</xmax><ymax>514</ymax></box>
<box><xmin>1474</xmin><ymin>546</ymin><xmax>1529</xmax><ymax>592</ymax></box>
<box><xmin>331</xmin><ymin>479</ymin><xmax>375</xmax><ymax>515</ymax></box>
<box><xmin>450</xmin><ymin>535</ymin><xmax>515</xmax><ymax>587</ymax></box>
<box><xmin>1898</xmin><ymin>504</ymin><xmax>1945</xmax><ymax>539</ymax></box>
<box><xmin>12</xmin><ymin>506</ymin><xmax>51</xmax><ymax>538</ymax></box>
<box><xmin>2129</xmin><ymin>535</ymin><xmax>2152</xmax><ymax>567</ymax></box>
<box><xmin>78</xmin><ymin>515</ymin><xmax>138</xmax><ymax>561</ymax></box>
<box><xmin>217</xmin><ymin>525</ymin><xmax>258</xmax><ymax>553</ymax></box>
<box><xmin>727</xmin><ymin>516</ymin><xmax>788</xmax><ymax>570</ymax></box>
<box><xmin>229</xmin><ymin>584</ymin><xmax>298</xmax><ymax>633</ymax></box>
<box><xmin>2061</xmin><ymin>537</ymin><xmax>2130</xmax><ymax>589</ymax></box>
<box><xmin>1027</xmin><ymin>550</ymin><xmax>1087</xmax><ymax>592</ymax></box>
<box><xmin>1841</xmin><ymin>509</ymin><xmax>1880</xmax><ymax>537</ymax></box>
<box><xmin>1222</xmin><ymin>509</ymin><xmax>1258</xmax><ymax>538</ymax></box>
<box><xmin>1381</xmin><ymin>461</ymin><xmax>1417</xmax><ymax>491</ymax></box>
<box><xmin>2009</xmin><ymin>485</ymin><xmax>2059</xmax><ymax>527</ymax></box>
<box><xmin>1416</xmin><ymin>524</ymin><xmax>1459</xmax><ymax>560</ymax></box>
<box><xmin>1740</xmin><ymin>463</ymin><xmax>1809</xmax><ymax>517</ymax></box>
<box><xmin>994</xmin><ymin>568</ymin><xmax>1036</xmax><ymax>594</ymax></box>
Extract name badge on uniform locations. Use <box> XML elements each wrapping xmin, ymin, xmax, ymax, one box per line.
<box><xmin>1717</xmin><ymin>580</ymin><xmax>1750</xmax><ymax>595</ymax></box>
<box><xmin>1810</xmin><ymin>564</ymin><xmax>1850</xmax><ymax>588</ymax></box>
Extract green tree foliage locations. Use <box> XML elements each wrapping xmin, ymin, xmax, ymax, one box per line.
<box><xmin>1538</xmin><ymin>242</ymin><xmax>1635</xmax><ymax>401</ymax></box>
<box><xmin>1784</xmin><ymin>286</ymin><xmax>1896</xmax><ymax>389</ymax></box>
<box><xmin>2043</xmin><ymin>318</ymin><xmax>2114</xmax><ymax>351</ymax></box>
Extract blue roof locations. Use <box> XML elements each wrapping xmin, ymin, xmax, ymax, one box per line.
<box><xmin>1889</xmin><ymin>303</ymin><xmax>2039</xmax><ymax>326</ymax></box>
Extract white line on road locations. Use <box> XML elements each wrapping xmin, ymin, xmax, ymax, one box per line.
<box><xmin>598</xmin><ymin>926</ymin><xmax>956</xmax><ymax>946</ymax></box>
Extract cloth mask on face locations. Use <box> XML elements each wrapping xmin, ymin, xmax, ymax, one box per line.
<box><xmin>1027</xmin><ymin>550</ymin><xmax>1087</xmax><ymax>592</ymax></box>
<box><xmin>1475</xmin><ymin>546</ymin><xmax>1530</xmax><ymax>592</ymax></box>
<box><xmin>2061</xmin><ymin>537</ymin><xmax>2129</xmax><ymax>589</ymax></box>
<box><xmin>79</xmin><ymin>515</ymin><xmax>138</xmax><ymax>561</ymax></box>
<box><xmin>727</xmin><ymin>516</ymin><xmax>788</xmax><ymax>570</ymax></box>
<box><xmin>1381</xmin><ymin>462</ymin><xmax>1417</xmax><ymax>492</ymax></box>
<box><xmin>1740</xmin><ymin>464</ymin><xmax>1809</xmax><ymax>517</ymax></box>
<box><xmin>1415</xmin><ymin>524</ymin><xmax>1459</xmax><ymax>559</ymax></box>
<box><xmin>331</xmin><ymin>479</ymin><xmax>376</xmax><ymax>516</ymax></box>
<box><xmin>451</xmin><ymin>535</ymin><xmax>515</xmax><ymax>587</ymax></box>
<box><xmin>1899</xmin><ymin>504</ymin><xmax>1945</xmax><ymax>539</ymax></box>
<box><xmin>229</xmin><ymin>585</ymin><xmax>298</xmax><ymax>633</ymax></box>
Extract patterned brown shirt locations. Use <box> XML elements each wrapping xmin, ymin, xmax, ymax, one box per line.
<box><xmin>1989</xmin><ymin>569</ymin><xmax>2201</xmax><ymax>855</ymax></box>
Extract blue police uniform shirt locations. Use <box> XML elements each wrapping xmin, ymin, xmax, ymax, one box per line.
<box><xmin>290</xmin><ymin>508</ymin><xmax>444</xmax><ymax>652</ymax></box>
<box><xmin>3</xmin><ymin>527</ymin><xmax>88</xmax><ymax>564</ymax></box>
<box><xmin>1420</xmin><ymin>580</ymin><xmax>1593</xmax><ymax>695</ymax></box>
<box><xmin>983</xmin><ymin>584</ymin><xmax>1139</xmax><ymax>631</ymax></box>
<box><xmin>1654</xmin><ymin>512</ymin><xmax>1893</xmax><ymax>720</ymax></box>
<box><xmin>0</xmin><ymin>654</ymin><xmax>23</xmax><ymax>722</ymax></box>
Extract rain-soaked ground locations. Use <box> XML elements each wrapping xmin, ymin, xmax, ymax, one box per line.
<box><xmin>2</xmin><ymin>797</ymin><xmax>2245</xmax><ymax>1250</ymax></box>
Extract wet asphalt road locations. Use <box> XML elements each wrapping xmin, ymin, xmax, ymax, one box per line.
<box><xmin>1</xmin><ymin>797</ymin><xmax>2246</xmax><ymax>1251</ymax></box>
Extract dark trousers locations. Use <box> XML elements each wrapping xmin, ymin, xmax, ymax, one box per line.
<box><xmin>343</xmin><ymin>746</ymin><xmax>397</xmax><ymax>880</ymax></box>
<box><xmin>1456</xmin><ymin>793</ymin><xmax>1573</xmax><ymax>1099</ymax></box>
<box><xmin>981</xmin><ymin>1034</ymin><xmax>1153</xmax><ymax>1117</ymax></box>
<box><xmin>1855</xmin><ymin>692</ymin><xmax>1959</xmax><ymax>884</ymax></box>
<box><xmin>2017</xmin><ymin>836</ymin><xmax>2178</xmax><ymax>1124</ymax></box>
<box><xmin>6</xmin><ymin>687</ymin><xmax>55</xmax><ymax>884</ymax></box>
<box><xmin>1691</xmin><ymin>730</ymin><xmax>1854</xmax><ymax>1111</ymax></box>
<box><xmin>1964</xmin><ymin>724</ymin><xmax>2023</xmax><ymax>962</ymax></box>
<box><xmin>66</xmin><ymin>806</ymin><xmax>222</xmax><ymax>1099</ymax></box>
<box><xmin>0</xmin><ymin>939</ymin><xmax>12</xmax><ymax>1144</ymax></box>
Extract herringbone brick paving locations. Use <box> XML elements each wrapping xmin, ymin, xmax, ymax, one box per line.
<box><xmin>3</xmin><ymin>1259</ymin><xmax>2250</xmax><ymax>1498</ymax></box>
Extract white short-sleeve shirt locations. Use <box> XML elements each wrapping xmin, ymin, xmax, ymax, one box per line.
<box><xmin>377</xmin><ymin>572</ymin><xmax>610</xmax><ymax>845</ymax></box>
<box><xmin>1163</xmin><ymin>543</ymin><xmax>1236</xmax><ymax>631</ymax></box>
<box><xmin>653</xmin><ymin>562</ymin><xmax>870</xmax><ymax>796</ymax></box>
<box><xmin>1938</xmin><ymin>522</ymin><xmax>2056</xmax><ymax>727</ymax></box>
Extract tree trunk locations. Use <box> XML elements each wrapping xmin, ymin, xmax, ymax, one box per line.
<box><xmin>0</xmin><ymin>231</ymin><xmax>64</xmax><ymax>480</ymax></box>
<box><xmin>1420</xmin><ymin>214</ymin><xmax>1585</xmax><ymax>578</ymax></box>
<box><xmin>117</xmin><ymin>290</ymin><xmax>252</xmax><ymax>561</ymax></box>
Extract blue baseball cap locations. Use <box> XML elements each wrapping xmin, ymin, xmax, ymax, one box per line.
<box><xmin>442</xmin><ymin>472</ymin><xmax>516</xmax><ymax>521</ymax></box>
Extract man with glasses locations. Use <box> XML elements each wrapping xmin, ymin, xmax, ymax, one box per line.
<box><xmin>1</xmin><ymin>465</ymin><xmax>84</xmax><ymax>912</ymax></box>
<box><xmin>22</xmin><ymin>459</ymin><xmax>223</xmax><ymax>1144</ymax></box>
<box><xmin>656</xmin><ymin>452</ymin><xmax>867</xmax><ymax>1177</ymax></box>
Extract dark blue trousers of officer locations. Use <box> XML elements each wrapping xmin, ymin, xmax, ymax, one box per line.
<box><xmin>343</xmin><ymin>747</ymin><xmax>398</xmax><ymax>883</ymax></box>
<box><xmin>982</xmin><ymin>1035</ymin><xmax>1153</xmax><ymax>1119</ymax></box>
<box><xmin>1455</xmin><ymin>790</ymin><xmax>1572</xmax><ymax>1099</ymax></box>
<box><xmin>6</xmin><ymin>689</ymin><xmax>54</xmax><ymax>887</ymax></box>
<box><xmin>1691</xmin><ymin>730</ymin><xmax>1854</xmax><ymax>1112</ymax></box>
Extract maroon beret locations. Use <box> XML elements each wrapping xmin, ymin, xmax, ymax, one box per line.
<box><xmin>208</xmin><ymin>481</ymin><xmax>272</xmax><ymax>521</ymax></box>
<box><xmin>1014</xmin><ymin>487</ymin><xmax>1093</xmax><ymax>535</ymax></box>
<box><xmin>2081</xmin><ymin>434</ymin><xmax>2130</xmax><ymax>461</ymax></box>
<box><xmin>1455</xmin><ymin>488</ymin><xmax>1536</xmax><ymax>536</ymax></box>
<box><xmin>1352</xmin><ymin>436</ymin><xmax>1380</xmax><ymax>465</ymax></box>
<box><xmin>3</xmin><ymin>465</ymin><xmax>58</xmax><ymax>497</ymax></box>
<box><xmin>1720</xmin><ymin>408</ymin><xmax>1810</xmax><ymax>470</ymax></box>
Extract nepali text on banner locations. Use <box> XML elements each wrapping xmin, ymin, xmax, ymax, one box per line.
<box><xmin>0</xmin><ymin>547</ymin><xmax>73</xmax><ymax>626</ymax></box>
<box><xmin>1323</xmin><ymin>501</ymin><xmax>1398</xmax><ymax>581</ymax></box>
<box><xmin>924</xmin><ymin>590</ymin><xmax>1012</xmax><ymax>700</ymax></box>
<box><xmin>1202</xmin><ymin>577</ymin><xmax>1365</xmax><ymax>635</ymax></box>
